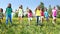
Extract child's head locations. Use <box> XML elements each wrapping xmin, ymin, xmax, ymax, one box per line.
<box><xmin>37</xmin><ymin>6</ymin><xmax>40</xmax><ymax>10</ymax></box>
<box><xmin>45</xmin><ymin>8</ymin><xmax>47</xmax><ymax>11</ymax></box>
<box><xmin>8</xmin><ymin>3</ymin><xmax>11</xmax><ymax>8</ymax></box>
<box><xmin>53</xmin><ymin>6</ymin><xmax>56</xmax><ymax>9</ymax></box>
<box><xmin>19</xmin><ymin>5</ymin><xmax>23</xmax><ymax>9</ymax></box>
<box><xmin>41</xmin><ymin>8</ymin><xmax>44</xmax><ymax>12</ymax></box>
<box><xmin>29</xmin><ymin>9</ymin><xmax>32</xmax><ymax>13</ymax></box>
<box><xmin>0</xmin><ymin>8</ymin><xmax>3</xmax><ymax>12</ymax></box>
<box><xmin>26</xmin><ymin>7</ymin><xmax>29</xmax><ymax>10</ymax></box>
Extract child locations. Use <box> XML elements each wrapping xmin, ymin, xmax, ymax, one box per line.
<box><xmin>6</xmin><ymin>3</ymin><xmax>12</xmax><ymax>25</ymax></box>
<box><xmin>35</xmin><ymin>6</ymin><xmax>41</xmax><ymax>25</ymax></box>
<box><xmin>44</xmin><ymin>8</ymin><xmax>49</xmax><ymax>23</ymax></box>
<box><xmin>18</xmin><ymin>5</ymin><xmax>23</xmax><ymax>23</ymax></box>
<box><xmin>27</xmin><ymin>8</ymin><xmax>32</xmax><ymax>25</ymax></box>
<box><xmin>0</xmin><ymin>8</ymin><xmax>3</xmax><ymax>23</ymax></box>
<box><xmin>41</xmin><ymin>8</ymin><xmax>44</xmax><ymax>23</ymax></box>
<box><xmin>52</xmin><ymin>7</ymin><xmax>57</xmax><ymax>24</ymax></box>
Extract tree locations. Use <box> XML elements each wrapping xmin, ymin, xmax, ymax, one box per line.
<box><xmin>40</xmin><ymin>2</ymin><xmax>44</xmax><ymax>10</ymax></box>
<box><xmin>56</xmin><ymin>5</ymin><xmax>60</xmax><ymax>18</ymax></box>
<box><xmin>57</xmin><ymin>5</ymin><xmax>60</xmax><ymax>10</ymax></box>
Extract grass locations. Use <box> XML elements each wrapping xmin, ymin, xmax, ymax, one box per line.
<box><xmin>0</xmin><ymin>17</ymin><xmax>60</xmax><ymax>34</ymax></box>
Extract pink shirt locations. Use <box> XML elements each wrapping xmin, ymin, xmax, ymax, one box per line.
<box><xmin>52</xmin><ymin>9</ymin><xmax>57</xmax><ymax>16</ymax></box>
<box><xmin>28</xmin><ymin>12</ymin><xmax>32</xmax><ymax>17</ymax></box>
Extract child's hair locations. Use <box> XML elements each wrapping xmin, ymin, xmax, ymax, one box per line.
<box><xmin>19</xmin><ymin>5</ymin><xmax>23</xmax><ymax>9</ymax></box>
<box><xmin>37</xmin><ymin>6</ymin><xmax>40</xmax><ymax>10</ymax></box>
<box><xmin>0</xmin><ymin>8</ymin><xmax>3</xmax><ymax>12</ymax></box>
<box><xmin>46</xmin><ymin>8</ymin><xmax>47</xmax><ymax>11</ymax></box>
<box><xmin>8</xmin><ymin>3</ymin><xmax>11</xmax><ymax>8</ymax></box>
<box><xmin>53</xmin><ymin>6</ymin><xmax>55</xmax><ymax>9</ymax></box>
<box><xmin>41</xmin><ymin>8</ymin><xmax>44</xmax><ymax>12</ymax></box>
<box><xmin>29</xmin><ymin>9</ymin><xmax>32</xmax><ymax>13</ymax></box>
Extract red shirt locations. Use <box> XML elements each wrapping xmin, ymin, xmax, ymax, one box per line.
<box><xmin>41</xmin><ymin>11</ymin><xmax>44</xmax><ymax>16</ymax></box>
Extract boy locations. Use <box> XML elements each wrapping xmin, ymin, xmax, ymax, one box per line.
<box><xmin>0</xmin><ymin>8</ymin><xmax>3</xmax><ymax>23</ymax></box>
<box><xmin>44</xmin><ymin>8</ymin><xmax>49</xmax><ymax>23</ymax></box>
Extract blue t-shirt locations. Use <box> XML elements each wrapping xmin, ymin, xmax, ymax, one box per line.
<box><xmin>44</xmin><ymin>11</ymin><xmax>49</xmax><ymax>17</ymax></box>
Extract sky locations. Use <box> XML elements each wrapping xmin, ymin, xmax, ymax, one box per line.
<box><xmin>0</xmin><ymin>0</ymin><xmax>60</xmax><ymax>13</ymax></box>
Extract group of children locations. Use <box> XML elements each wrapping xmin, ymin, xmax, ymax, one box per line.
<box><xmin>35</xmin><ymin>6</ymin><xmax>57</xmax><ymax>25</ymax></box>
<box><xmin>0</xmin><ymin>3</ymin><xmax>57</xmax><ymax>26</ymax></box>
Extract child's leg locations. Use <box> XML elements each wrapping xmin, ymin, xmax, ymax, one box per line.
<box><xmin>20</xmin><ymin>14</ymin><xmax>22</xmax><ymax>23</ymax></box>
<box><xmin>9</xmin><ymin>14</ymin><xmax>12</xmax><ymax>24</ymax></box>
<box><xmin>19</xmin><ymin>16</ymin><xmax>22</xmax><ymax>23</ymax></box>
<box><xmin>6</xmin><ymin>15</ymin><xmax>8</xmax><ymax>25</ymax></box>
<box><xmin>54</xmin><ymin>19</ymin><xmax>56</xmax><ymax>23</ymax></box>
<box><xmin>21</xmin><ymin>16</ymin><xmax>22</xmax><ymax>23</ymax></box>
<box><xmin>54</xmin><ymin>17</ymin><xmax>56</xmax><ymax>23</ymax></box>
<box><xmin>18</xmin><ymin>17</ymin><xmax>20</xmax><ymax>22</ymax></box>
<box><xmin>46</xmin><ymin>17</ymin><xmax>48</xmax><ymax>23</ymax></box>
<box><xmin>18</xmin><ymin>14</ymin><xmax>21</xmax><ymax>23</ymax></box>
<box><xmin>31</xmin><ymin>17</ymin><xmax>32</xmax><ymax>20</ymax></box>
<box><xmin>52</xmin><ymin>16</ymin><xmax>55</xmax><ymax>24</ymax></box>
<box><xmin>28</xmin><ymin>17</ymin><xmax>30</xmax><ymax>25</ymax></box>
<box><xmin>41</xmin><ymin>16</ymin><xmax>42</xmax><ymax>23</ymax></box>
<box><xmin>36</xmin><ymin>16</ymin><xmax>39</xmax><ymax>25</ymax></box>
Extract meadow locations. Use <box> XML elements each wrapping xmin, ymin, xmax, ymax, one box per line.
<box><xmin>0</xmin><ymin>17</ymin><xmax>60</xmax><ymax>34</ymax></box>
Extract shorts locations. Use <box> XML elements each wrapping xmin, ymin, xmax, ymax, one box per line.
<box><xmin>18</xmin><ymin>14</ymin><xmax>22</xmax><ymax>18</ymax></box>
<box><xmin>41</xmin><ymin>16</ymin><xmax>44</xmax><ymax>19</ymax></box>
<box><xmin>28</xmin><ymin>17</ymin><xmax>32</xmax><ymax>21</ymax></box>
<box><xmin>53</xmin><ymin>16</ymin><xmax>56</xmax><ymax>20</ymax></box>
<box><xmin>45</xmin><ymin>17</ymin><xmax>49</xmax><ymax>20</ymax></box>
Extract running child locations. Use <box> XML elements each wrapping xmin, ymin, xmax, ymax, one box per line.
<box><xmin>44</xmin><ymin>8</ymin><xmax>49</xmax><ymax>23</ymax></box>
<box><xmin>6</xmin><ymin>3</ymin><xmax>12</xmax><ymax>25</ymax></box>
<box><xmin>35</xmin><ymin>6</ymin><xmax>41</xmax><ymax>25</ymax></box>
<box><xmin>41</xmin><ymin>8</ymin><xmax>44</xmax><ymax>23</ymax></box>
<box><xmin>18</xmin><ymin>5</ymin><xmax>23</xmax><ymax>23</ymax></box>
<box><xmin>0</xmin><ymin>8</ymin><xmax>3</xmax><ymax>23</ymax></box>
<box><xmin>52</xmin><ymin>7</ymin><xmax>57</xmax><ymax>24</ymax></box>
<box><xmin>27</xmin><ymin>8</ymin><xmax>33</xmax><ymax>25</ymax></box>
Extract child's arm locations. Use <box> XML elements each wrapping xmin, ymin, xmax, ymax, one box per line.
<box><xmin>5</xmin><ymin>8</ymin><xmax>7</xmax><ymax>14</ymax></box>
<box><xmin>35</xmin><ymin>8</ymin><xmax>37</xmax><ymax>15</ymax></box>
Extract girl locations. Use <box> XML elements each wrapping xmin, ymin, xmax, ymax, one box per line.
<box><xmin>35</xmin><ymin>6</ymin><xmax>41</xmax><ymax>25</ymax></box>
<box><xmin>44</xmin><ymin>8</ymin><xmax>49</xmax><ymax>23</ymax></box>
<box><xmin>18</xmin><ymin>5</ymin><xmax>23</xmax><ymax>23</ymax></box>
<box><xmin>6</xmin><ymin>3</ymin><xmax>12</xmax><ymax>25</ymax></box>
<box><xmin>27</xmin><ymin>8</ymin><xmax>32</xmax><ymax>25</ymax></box>
<box><xmin>52</xmin><ymin>7</ymin><xmax>57</xmax><ymax>24</ymax></box>
<box><xmin>0</xmin><ymin>8</ymin><xmax>3</xmax><ymax>23</ymax></box>
<box><xmin>41</xmin><ymin>8</ymin><xmax>44</xmax><ymax>23</ymax></box>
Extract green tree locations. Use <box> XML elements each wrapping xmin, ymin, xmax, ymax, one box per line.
<box><xmin>40</xmin><ymin>2</ymin><xmax>44</xmax><ymax>10</ymax></box>
<box><xmin>57</xmin><ymin>5</ymin><xmax>60</xmax><ymax>10</ymax></box>
<box><xmin>56</xmin><ymin>5</ymin><xmax>60</xmax><ymax>18</ymax></box>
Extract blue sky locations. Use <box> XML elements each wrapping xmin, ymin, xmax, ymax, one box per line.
<box><xmin>0</xmin><ymin>0</ymin><xmax>60</xmax><ymax>12</ymax></box>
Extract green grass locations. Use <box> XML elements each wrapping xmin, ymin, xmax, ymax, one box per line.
<box><xmin>0</xmin><ymin>17</ymin><xmax>60</xmax><ymax>34</ymax></box>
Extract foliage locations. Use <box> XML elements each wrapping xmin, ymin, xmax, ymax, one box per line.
<box><xmin>0</xmin><ymin>18</ymin><xmax>60</xmax><ymax>34</ymax></box>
